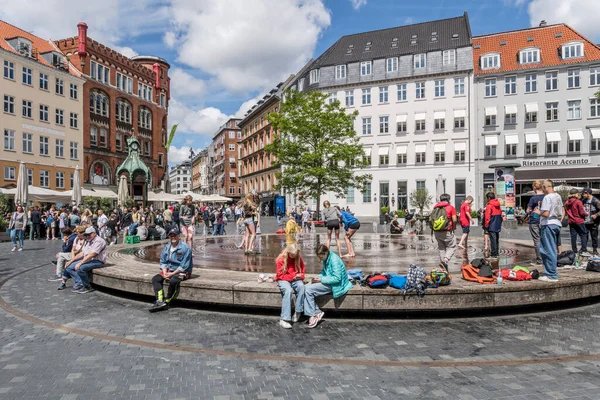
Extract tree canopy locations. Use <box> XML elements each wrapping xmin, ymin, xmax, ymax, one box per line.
<box><xmin>266</xmin><ymin>90</ymin><xmax>371</xmax><ymax>215</ymax></box>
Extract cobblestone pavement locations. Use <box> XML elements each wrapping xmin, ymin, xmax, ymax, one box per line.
<box><xmin>1</xmin><ymin>239</ymin><xmax>600</xmax><ymax>399</ymax></box>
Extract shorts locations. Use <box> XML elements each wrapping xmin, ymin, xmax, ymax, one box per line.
<box><xmin>461</xmin><ymin>225</ymin><xmax>470</xmax><ymax>234</ymax></box>
<box><xmin>326</xmin><ymin>220</ymin><xmax>340</xmax><ymax>230</ymax></box>
<box><xmin>180</xmin><ymin>225</ymin><xmax>194</xmax><ymax>236</ymax></box>
<box><xmin>244</xmin><ymin>218</ymin><xmax>254</xmax><ymax>226</ymax></box>
<box><xmin>348</xmin><ymin>222</ymin><xmax>360</xmax><ymax>230</ymax></box>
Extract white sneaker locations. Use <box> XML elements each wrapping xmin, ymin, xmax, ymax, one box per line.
<box><xmin>17</xmin><ymin>247</ymin><xmax>23</xmax><ymax>252</ymax></box>
<box><xmin>292</xmin><ymin>312</ymin><xmax>301</xmax><ymax>323</ymax></box>
<box><xmin>11</xmin><ymin>247</ymin><xmax>17</xmax><ymax>252</ymax></box>
<box><xmin>539</xmin><ymin>276</ymin><xmax>559</xmax><ymax>282</ymax></box>
<box><xmin>580</xmin><ymin>251</ymin><xmax>592</xmax><ymax>258</ymax></box>
<box><xmin>279</xmin><ymin>320</ymin><xmax>292</xmax><ymax>329</ymax></box>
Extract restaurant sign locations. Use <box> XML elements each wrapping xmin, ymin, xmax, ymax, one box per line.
<box><xmin>521</xmin><ymin>158</ymin><xmax>590</xmax><ymax>168</ymax></box>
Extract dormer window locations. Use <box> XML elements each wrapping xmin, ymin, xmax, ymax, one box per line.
<box><xmin>562</xmin><ymin>42</ymin><xmax>583</xmax><ymax>59</ymax></box>
<box><xmin>309</xmin><ymin>69</ymin><xmax>320</xmax><ymax>84</ymax></box>
<box><xmin>481</xmin><ymin>53</ymin><xmax>500</xmax><ymax>70</ymax></box>
<box><xmin>335</xmin><ymin>65</ymin><xmax>346</xmax><ymax>79</ymax></box>
<box><xmin>41</xmin><ymin>52</ymin><xmax>66</xmax><ymax>69</ymax></box>
<box><xmin>7</xmin><ymin>37</ymin><xmax>33</xmax><ymax>57</ymax></box>
<box><xmin>414</xmin><ymin>53</ymin><xmax>426</xmax><ymax>69</ymax></box>
<box><xmin>519</xmin><ymin>48</ymin><xmax>540</xmax><ymax>64</ymax></box>
<box><xmin>360</xmin><ymin>61</ymin><xmax>372</xmax><ymax>76</ymax></box>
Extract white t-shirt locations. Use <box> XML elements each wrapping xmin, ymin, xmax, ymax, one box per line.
<box><xmin>302</xmin><ymin>210</ymin><xmax>309</xmax><ymax>222</ymax></box>
<box><xmin>540</xmin><ymin>192</ymin><xmax>563</xmax><ymax>227</ymax></box>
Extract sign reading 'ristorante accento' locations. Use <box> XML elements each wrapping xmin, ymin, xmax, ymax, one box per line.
<box><xmin>521</xmin><ymin>158</ymin><xmax>591</xmax><ymax>167</ymax></box>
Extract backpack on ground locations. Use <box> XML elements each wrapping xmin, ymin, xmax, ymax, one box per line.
<box><xmin>347</xmin><ymin>269</ymin><xmax>364</xmax><ymax>282</ymax></box>
<box><xmin>461</xmin><ymin>264</ymin><xmax>496</xmax><ymax>284</ymax></box>
<box><xmin>389</xmin><ymin>275</ymin><xmax>407</xmax><ymax>290</ymax></box>
<box><xmin>557</xmin><ymin>250</ymin><xmax>576</xmax><ymax>266</ymax></box>
<box><xmin>403</xmin><ymin>264</ymin><xmax>427</xmax><ymax>298</ymax></box>
<box><xmin>430</xmin><ymin>206</ymin><xmax>450</xmax><ymax>231</ymax></box>
<box><xmin>428</xmin><ymin>266</ymin><xmax>452</xmax><ymax>288</ymax></box>
<box><xmin>364</xmin><ymin>273</ymin><xmax>389</xmax><ymax>288</ymax></box>
<box><xmin>586</xmin><ymin>258</ymin><xmax>600</xmax><ymax>272</ymax></box>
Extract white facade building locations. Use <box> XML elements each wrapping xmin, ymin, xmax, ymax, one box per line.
<box><xmin>168</xmin><ymin>161</ymin><xmax>191</xmax><ymax>195</ymax></box>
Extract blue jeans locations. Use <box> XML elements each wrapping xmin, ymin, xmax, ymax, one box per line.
<box><xmin>212</xmin><ymin>223</ymin><xmax>223</xmax><ymax>236</ymax></box>
<box><xmin>75</xmin><ymin>260</ymin><xmax>105</xmax><ymax>287</ymax></box>
<box><xmin>303</xmin><ymin>282</ymin><xmax>333</xmax><ymax>317</ymax></box>
<box><xmin>128</xmin><ymin>223</ymin><xmax>139</xmax><ymax>236</ymax></box>
<box><xmin>10</xmin><ymin>229</ymin><xmax>24</xmax><ymax>248</ymax></box>
<box><xmin>540</xmin><ymin>225</ymin><xmax>561</xmax><ymax>279</ymax></box>
<box><xmin>277</xmin><ymin>280</ymin><xmax>305</xmax><ymax>321</ymax></box>
<box><xmin>569</xmin><ymin>223</ymin><xmax>588</xmax><ymax>253</ymax></box>
<box><xmin>63</xmin><ymin>262</ymin><xmax>82</xmax><ymax>287</ymax></box>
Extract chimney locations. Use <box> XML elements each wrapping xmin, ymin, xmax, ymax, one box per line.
<box><xmin>153</xmin><ymin>63</ymin><xmax>161</xmax><ymax>89</ymax></box>
<box><xmin>539</xmin><ymin>20</ymin><xmax>547</xmax><ymax>27</ymax></box>
<box><xmin>77</xmin><ymin>22</ymin><xmax>88</xmax><ymax>58</ymax></box>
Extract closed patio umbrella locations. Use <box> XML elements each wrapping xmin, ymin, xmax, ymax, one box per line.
<box><xmin>436</xmin><ymin>174</ymin><xmax>444</xmax><ymax>201</ymax></box>
<box><xmin>117</xmin><ymin>175</ymin><xmax>129</xmax><ymax>206</ymax></box>
<box><xmin>71</xmin><ymin>166</ymin><xmax>82</xmax><ymax>206</ymax></box>
<box><xmin>14</xmin><ymin>162</ymin><xmax>28</xmax><ymax>206</ymax></box>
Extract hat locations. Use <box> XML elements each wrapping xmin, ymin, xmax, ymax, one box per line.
<box><xmin>569</xmin><ymin>188</ymin><xmax>580</xmax><ymax>194</ymax></box>
<box><xmin>582</xmin><ymin>188</ymin><xmax>593</xmax><ymax>195</ymax></box>
<box><xmin>168</xmin><ymin>227</ymin><xmax>180</xmax><ymax>236</ymax></box>
<box><xmin>84</xmin><ymin>227</ymin><xmax>96</xmax><ymax>235</ymax></box>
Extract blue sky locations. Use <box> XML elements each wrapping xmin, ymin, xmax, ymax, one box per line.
<box><xmin>1</xmin><ymin>0</ymin><xmax>598</xmax><ymax>165</ymax></box>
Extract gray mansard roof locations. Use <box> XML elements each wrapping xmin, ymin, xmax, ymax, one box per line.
<box><xmin>311</xmin><ymin>12</ymin><xmax>472</xmax><ymax>69</ymax></box>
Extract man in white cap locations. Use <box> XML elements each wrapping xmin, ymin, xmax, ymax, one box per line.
<box><xmin>58</xmin><ymin>226</ymin><xmax>107</xmax><ymax>293</ymax></box>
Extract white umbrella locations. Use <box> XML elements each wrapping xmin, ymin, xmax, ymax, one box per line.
<box><xmin>436</xmin><ymin>174</ymin><xmax>444</xmax><ymax>201</ymax></box>
<box><xmin>14</xmin><ymin>162</ymin><xmax>28</xmax><ymax>206</ymax></box>
<box><xmin>117</xmin><ymin>175</ymin><xmax>129</xmax><ymax>206</ymax></box>
<box><xmin>71</xmin><ymin>166</ymin><xmax>82</xmax><ymax>206</ymax></box>
<box><xmin>148</xmin><ymin>191</ymin><xmax>184</xmax><ymax>202</ymax></box>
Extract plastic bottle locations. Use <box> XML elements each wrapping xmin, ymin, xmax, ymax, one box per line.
<box><xmin>497</xmin><ymin>270</ymin><xmax>503</xmax><ymax>285</ymax></box>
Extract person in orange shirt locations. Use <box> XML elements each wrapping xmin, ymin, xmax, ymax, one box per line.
<box><xmin>275</xmin><ymin>243</ymin><xmax>306</xmax><ymax>329</ymax></box>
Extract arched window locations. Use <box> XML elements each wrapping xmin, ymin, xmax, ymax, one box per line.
<box><xmin>116</xmin><ymin>99</ymin><xmax>132</xmax><ymax>123</ymax></box>
<box><xmin>90</xmin><ymin>89</ymin><xmax>109</xmax><ymax>117</ymax></box>
<box><xmin>138</xmin><ymin>106</ymin><xmax>152</xmax><ymax>129</ymax></box>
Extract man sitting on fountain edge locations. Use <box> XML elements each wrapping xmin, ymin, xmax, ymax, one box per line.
<box><xmin>149</xmin><ymin>227</ymin><xmax>193</xmax><ymax>312</ymax></box>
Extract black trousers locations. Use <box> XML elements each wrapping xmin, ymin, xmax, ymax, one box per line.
<box><xmin>151</xmin><ymin>274</ymin><xmax>183</xmax><ymax>303</ymax></box>
<box><xmin>32</xmin><ymin>223</ymin><xmax>41</xmax><ymax>239</ymax></box>
<box><xmin>489</xmin><ymin>231</ymin><xmax>500</xmax><ymax>257</ymax></box>
<box><xmin>586</xmin><ymin>224</ymin><xmax>599</xmax><ymax>251</ymax></box>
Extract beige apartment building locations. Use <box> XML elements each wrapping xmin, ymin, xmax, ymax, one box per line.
<box><xmin>1</xmin><ymin>21</ymin><xmax>85</xmax><ymax>191</ymax></box>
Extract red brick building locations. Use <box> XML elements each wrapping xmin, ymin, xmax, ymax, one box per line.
<box><xmin>210</xmin><ymin>118</ymin><xmax>242</xmax><ymax>200</ymax></box>
<box><xmin>55</xmin><ymin>23</ymin><xmax>170</xmax><ymax>196</ymax></box>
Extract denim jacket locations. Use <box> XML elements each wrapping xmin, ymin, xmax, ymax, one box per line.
<box><xmin>159</xmin><ymin>241</ymin><xmax>193</xmax><ymax>273</ymax></box>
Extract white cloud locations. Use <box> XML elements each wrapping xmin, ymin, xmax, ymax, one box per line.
<box><xmin>115</xmin><ymin>46</ymin><xmax>138</xmax><ymax>58</ymax></box>
<box><xmin>168</xmin><ymin>145</ymin><xmax>201</xmax><ymax>165</ymax></box>
<box><xmin>166</xmin><ymin>0</ymin><xmax>331</xmax><ymax>92</ymax></box>
<box><xmin>234</xmin><ymin>95</ymin><xmax>264</xmax><ymax>119</ymax></box>
<box><xmin>168</xmin><ymin>98</ymin><xmax>229</xmax><ymax>137</ymax></box>
<box><xmin>350</xmin><ymin>0</ymin><xmax>367</xmax><ymax>10</ymax></box>
<box><xmin>403</xmin><ymin>17</ymin><xmax>414</xmax><ymax>25</ymax></box>
<box><xmin>526</xmin><ymin>0</ymin><xmax>600</xmax><ymax>40</ymax></box>
<box><xmin>169</xmin><ymin>68</ymin><xmax>208</xmax><ymax>99</ymax></box>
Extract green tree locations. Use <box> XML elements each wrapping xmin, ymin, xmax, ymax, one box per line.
<box><xmin>266</xmin><ymin>90</ymin><xmax>371</xmax><ymax>217</ymax></box>
<box><xmin>80</xmin><ymin>196</ymin><xmax>116</xmax><ymax>213</ymax></box>
<box><xmin>409</xmin><ymin>188</ymin><xmax>433</xmax><ymax>215</ymax></box>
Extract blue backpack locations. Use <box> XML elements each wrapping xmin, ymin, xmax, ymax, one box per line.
<box><xmin>347</xmin><ymin>269</ymin><xmax>363</xmax><ymax>282</ymax></box>
<box><xmin>364</xmin><ymin>273</ymin><xmax>389</xmax><ymax>288</ymax></box>
<box><xmin>389</xmin><ymin>275</ymin><xmax>407</xmax><ymax>290</ymax></box>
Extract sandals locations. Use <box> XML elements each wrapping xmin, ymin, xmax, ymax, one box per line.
<box><xmin>257</xmin><ymin>274</ymin><xmax>274</xmax><ymax>283</ymax></box>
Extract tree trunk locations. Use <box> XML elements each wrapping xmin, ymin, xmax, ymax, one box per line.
<box><xmin>316</xmin><ymin>193</ymin><xmax>321</xmax><ymax>222</ymax></box>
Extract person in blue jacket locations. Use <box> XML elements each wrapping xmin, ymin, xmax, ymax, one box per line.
<box><xmin>303</xmin><ymin>244</ymin><xmax>353</xmax><ymax>328</ymax></box>
<box><xmin>336</xmin><ymin>206</ymin><xmax>360</xmax><ymax>257</ymax></box>
<box><xmin>48</xmin><ymin>227</ymin><xmax>78</xmax><ymax>281</ymax></box>
<box><xmin>149</xmin><ymin>227</ymin><xmax>193</xmax><ymax>312</ymax></box>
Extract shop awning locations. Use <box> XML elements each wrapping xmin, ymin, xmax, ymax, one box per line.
<box><xmin>454</xmin><ymin>142</ymin><xmax>466</xmax><ymax>151</ymax></box>
<box><xmin>454</xmin><ymin>109</ymin><xmax>466</xmax><ymax>118</ymax></box>
<box><xmin>414</xmin><ymin>112</ymin><xmax>426</xmax><ymax>120</ymax></box>
<box><xmin>505</xmin><ymin>104</ymin><xmax>518</xmax><ymax>114</ymax></box>
<box><xmin>525</xmin><ymin>103</ymin><xmax>538</xmax><ymax>113</ymax></box>
<box><xmin>415</xmin><ymin>144</ymin><xmax>427</xmax><ymax>153</ymax></box>
<box><xmin>485</xmin><ymin>106</ymin><xmax>497</xmax><ymax>116</ymax></box>
<box><xmin>590</xmin><ymin>128</ymin><xmax>600</xmax><ymax>139</ymax></box>
<box><xmin>396</xmin><ymin>114</ymin><xmax>407</xmax><ymax>123</ymax></box>
<box><xmin>434</xmin><ymin>143</ymin><xmax>446</xmax><ymax>152</ymax></box>
<box><xmin>525</xmin><ymin>133</ymin><xmax>540</xmax><ymax>143</ymax></box>
<box><xmin>484</xmin><ymin>136</ymin><xmax>498</xmax><ymax>146</ymax></box>
<box><xmin>546</xmin><ymin>131</ymin><xmax>562</xmax><ymax>142</ymax></box>
<box><xmin>396</xmin><ymin>145</ymin><xmax>407</xmax><ymax>154</ymax></box>
<box><xmin>568</xmin><ymin>129</ymin><xmax>584</xmax><ymax>141</ymax></box>
<box><xmin>378</xmin><ymin>147</ymin><xmax>389</xmax><ymax>156</ymax></box>
<box><xmin>505</xmin><ymin>134</ymin><xmax>519</xmax><ymax>144</ymax></box>
<box><xmin>364</xmin><ymin>147</ymin><xmax>372</xmax><ymax>156</ymax></box>
<box><xmin>433</xmin><ymin>111</ymin><xmax>445</xmax><ymax>119</ymax></box>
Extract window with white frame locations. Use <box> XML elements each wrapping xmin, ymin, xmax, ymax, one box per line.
<box><xmin>546</xmin><ymin>102</ymin><xmax>559</xmax><ymax>121</ymax></box>
<box><xmin>115</xmin><ymin>133</ymin><xmax>122</xmax><ymax>151</ymax></box>
<box><xmin>3</xmin><ymin>60</ymin><xmax>14</xmax><ymax>79</ymax></box>
<box><xmin>346</xmin><ymin>186</ymin><xmax>355</xmax><ymax>203</ymax></box>
<box><xmin>137</xmin><ymin>83</ymin><xmax>153</xmax><ymax>102</ymax></box>
<box><xmin>592</xmin><ymin>136</ymin><xmax>600</xmax><ymax>152</ymax></box>
<box><xmin>525</xmin><ymin>110</ymin><xmax>538</xmax><ymax>123</ymax></box>
<box><xmin>546</xmin><ymin>71</ymin><xmax>558</xmax><ymax>90</ymax></box>
<box><xmin>3</xmin><ymin>129</ymin><xmax>15</xmax><ymax>150</ymax></box>
<box><xmin>116</xmin><ymin>99</ymin><xmax>132</xmax><ymax>123</ymax></box>
<box><xmin>90</xmin><ymin>60</ymin><xmax>110</xmax><ymax>84</ymax></box>
<box><xmin>39</xmin><ymin>136</ymin><xmax>49</xmax><ymax>155</ymax></box>
<box><xmin>415</xmin><ymin>151</ymin><xmax>426</xmax><ymax>164</ymax></box>
<box><xmin>454</xmin><ymin>116</ymin><xmax>465</xmax><ymax>129</ymax></box>
<box><xmin>434</xmin><ymin>80</ymin><xmax>445</xmax><ymax>97</ymax></box>
<box><xmin>39</xmin><ymin>104</ymin><xmax>48</xmax><ymax>122</ymax></box>
<box><xmin>138</xmin><ymin>106</ymin><xmax>152</xmax><ymax>129</ymax></box>
<box><xmin>397</xmin><ymin>84</ymin><xmax>407</xmax><ymax>101</ymax></box>
<box><xmin>379</xmin><ymin>152</ymin><xmax>389</xmax><ymax>166</ymax></box>
<box><xmin>228</xmin><ymin>131</ymin><xmax>235</xmax><ymax>139</ymax></box>
<box><xmin>434</xmin><ymin>117</ymin><xmax>445</xmax><ymax>130</ymax></box>
<box><xmin>335</xmin><ymin>65</ymin><xmax>346</xmax><ymax>79</ymax></box>
<box><xmin>39</xmin><ymin>73</ymin><xmax>48</xmax><ymax>90</ymax></box>
<box><xmin>70</xmin><ymin>141</ymin><xmax>78</xmax><ymax>159</ymax></box>
<box><xmin>519</xmin><ymin>48</ymin><xmax>540</xmax><ymax>64</ymax></box>
<box><xmin>485</xmin><ymin>113</ymin><xmax>497</xmax><ymax>126</ymax></box>
<box><xmin>454</xmin><ymin>78</ymin><xmax>465</xmax><ymax>95</ymax></box>
<box><xmin>455</xmin><ymin>149</ymin><xmax>465</xmax><ymax>162</ymax></box>
<box><xmin>562</xmin><ymin>42</ymin><xmax>583</xmax><ymax>59</ymax></box>
<box><xmin>485</xmin><ymin>78</ymin><xmax>496</xmax><ymax>97</ymax></box>
<box><xmin>567</xmin><ymin>69</ymin><xmax>581</xmax><ymax>88</ymax></box>
<box><xmin>435</xmin><ymin>151</ymin><xmax>445</xmax><ymax>163</ymax></box>
<box><xmin>116</xmin><ymin>72</ymin><xmax>133</xmax><ymax>93</ymax></box>
<box><xmin>361</xmin><ymin>88</ymin><xmax>371</xmax><ymax>105</ymax></box>
<box><xmin>485</xmin><ymin>144</ymin><xmax>497</xmax><ymax>158</ymax></box>
<box><xmin>99</xmin><ymin>128</ymin><xmax>107</xmax><ymax>147</ymax></box>
<box><xmin>505</xmin><ymin>112</ymin><xmax>517</xmax><ymax>125</ymax></box>
<box><xmin>309</xmin><ymin>69</ymin><xmax>320</xmax><ymax>84</ymax></box>
<box><xmin>345</xmin><ymin>90</ymin><xmax>354</xmax><ymax>107</ymax></box>
<box><xmin>569</xmin><ymin>138</ymin><xmax>582</xmax><ymax>153</ymax></box>
<box><xmin>505</xmin><ymin>76</ymin><xmax>517</xmax><ymax>95</ymax></box>
<box><xmin>379</xmin><ymin>87</ymin><xmax>388</xmax><ymax>103</ymax></box>
<box><xmin>229</xmin><ymin>143</ymin><xmax>235</xmax><ymax>151</ymax></box>
<box><xmin>481</xmin><ymin>53</ymin><xmax>500</xmax><ymax>69</ymax></box>
<box><xmin>3</xmin><ymin>95</ymin><xmax>14</xmax><ymax>114</ymax></box>
<box><xmin>397</xmin><ymin>153</ymin><xmax>407</xmax><ymax>165</ymax></box>
<box><xmin>55</xmin><ymin>139</ymin><xmax>64</xmax><ymax>158</ymax></box>
<box><xmin>39</xmin><ymin>170</ymin><xmax>49</xmax><ymax>187</ymax></box>
<box><xmin>362</xmin><ymin>117</ymin><xmax>371</xmax><ymax>135</ymax></box>
<box><xmin>362</xmin><ymin>182</ymin><xmax>371</xmax><ymax>203</ymax></box>
<box><xmin>568</xmin><ymin>100</ymin><xmax>581</xmax><ymax>119</ymax></box>
<box><xmin>415</xmin><ymin>118</ymin><xmax>426</xmax><ymax>131</ymax></box>
<box><xmin>591</xmin><ymin>66</ymin><xmax>600</xmax><ymax>86</ymax></box>
<box><xmin>525</xmin><ymin>73</ymin><xmax>537</xmax><ymax>93</ymax></box>
<box><xmin>505</xmin><ymin>141</ymin><xmax>517</xmax><ymax>157</ymax></box>
<box><xmin>327</xmin><ymin>92</ymin><xmax>336</xmax><ymax>105</ymax></box>
<box><xmin>22</xmin><ymin>100</ymin><xmax>32</xmax><ymax>118</ymax></box>
<box><xmin>90</xmin><ymin>126</ymin><xmax>98</xmax><ymax>146</ymax></box>
<box><xmin>363</xmin><ymin>152</ymin><xmax>371</xmax><ymax>167</ymax></box>
<box><xmin>379</xmin><ymin>116</ymin><xmax>389</xmax><ymax>134</ymax></box>
<box><xmin>22</xmin><ymin>67</ymin><xmax>32</xmax><ymax>85</ymax></box>
<box><xmin>416</xmin><ymin>82</ymin><xmax>425</xmax><ymax>99</ymax></box>
<box><xmin>160</xmin><ymin>93</ymin><xmax>166</xmax><ymax>107</ymax></box>
<box><xmin>27</xmin><ymin>169</ymin><xmax>32</xmax><ymax>185</ymax></box>
<box><xmin>22</xmin><ymin>133</ymin><xmax>32</xmax><ymax>153</ymax></box>
<box><xmin>547</xmin><ymin>140</ymin><xmax>559</xmax><ymax>154</ymax></box>
<box><xmin>55</xmin><ymin>78</ymin><xmax>64</xmax><ymax>95</ymax></box>
<box><xmin>397</xmin><ymin>120</ymin><xmax>407</xmax><ymax>133</ymax></box>
<box><xmin>90</xmin><ymin>90</ymin><xmax>109</xmax><ymax>117</ymax></box>
<box><xmin>55</xmin><ymin>109</ymin><xmax>64</xmax><ymax>125</ymax></box>
<box><xmin>360</xmin><ymin>61</ymin><xmax>372</xmax><ymax>76</ymax></box>
<box><xmin>145</xmin><ymin>141</ymin><xmax>151</xmax><ymax>156</ymax></box>
<box><xmin>414</xmin><ymin>53</ymin><xmax>426</xmax><ymax>69</ymax></box>
<box><xmin>443</xmin><ymin>49</ymin><xmax>456</xmax><ymax>65</ymax></box>
<box><xmin>69</xmin><ymin>83</ymin><xmax>78</xmax><ymax>100</ymax></box>
<box><xmin>55</xmin><ymin>172</ymin><xmax>64</xmax><ymax>188</ymax></box>
<box><xmin>526</xmin><ymin>142</ymin><xmax>538</xmax><ymax>156</ymax></box>
<box><xmin>4</xmin><ymin>166</ymin><xmax>15</xmax><ymax>181</ymax></box>
<box><xmin>591</xmin><ymin>98</ymin><xmax>600</xmax><ymax>117</ymax></box>
<box><xmin>386</xmin><ymin>57</ymin><xmax>398</xmax><ymax>72</ymax></box>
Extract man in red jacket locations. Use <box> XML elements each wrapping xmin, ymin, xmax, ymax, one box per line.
<box><xmin>484</xmin><ymin>192</ymin><xmax>503</xmax><ymax>258</ymax></box>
